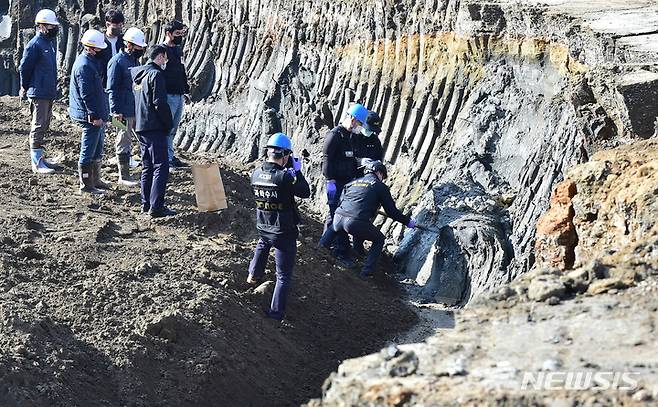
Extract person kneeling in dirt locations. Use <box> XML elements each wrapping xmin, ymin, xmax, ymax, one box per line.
<box><xmin>333</xmin><ymin>160</ymin><xmax>416</xmax><ymax>279</ymax></box>
<box><xmin>69</xmin><ymin>29</ymin><xmax>112</xmax><ymax>194</ymax></box>
<box><xmin>247</xmin><ymin>132</ymin><xmax>310</xmax><ymax>320</ymax></box>
<box><xmin>352</xmin><ymin>110</ymin><xmax>385</xmax><ymax>257</ymax></box>
<box><xmin>131</xmin><ymin>45</ymin><xmax>176</xmax><ymax>218</ymax></box>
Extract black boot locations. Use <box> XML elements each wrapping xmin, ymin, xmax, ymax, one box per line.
<box><xmin>92</xmin><ymin>159</ymin><xmax>112</xmax><ymax>190</ymax></box>
<box><xmin>149</xmin><ymin>207</ymin><xmax>177</xmax><ymax>218</ymax></box>
<box><xmin>117</xmin><ymin>154</ymin><xmax>139</xmax><ymax>187</ymax></box>
<box><xmin>78</xmin><ymin>163</ymin><xmax>104</xmax><ymax>195</ymax></box>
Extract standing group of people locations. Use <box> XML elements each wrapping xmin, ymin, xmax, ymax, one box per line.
<box><xmin>19</xmin><ymin>8</ymin><xmax>414</xmax><ymax>322</ymax></box>
<box><xmin>19</xmin><ymin>9</ymin><xmax>191</xmax><ymax>218</ymax></box>
<box><xmin>247</xmin><ymin>103</ymin><xmax>416</xmax><ymax>321</ymax></box>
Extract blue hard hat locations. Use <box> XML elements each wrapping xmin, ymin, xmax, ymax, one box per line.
<box><xmin>266</xmin><ymin>132</ymin><xmax>292</xmax><ymax>151</ymax></box>
<box><xmin>347</xmin><ymin>103</ymin><xmax>368</xmax><ymax>124</ymax></box>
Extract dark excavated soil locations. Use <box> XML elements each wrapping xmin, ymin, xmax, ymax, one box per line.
<box><xmin>0</xmin><ymin>96</ymin><xmax>417</xmax><ymax>407</ymax></box>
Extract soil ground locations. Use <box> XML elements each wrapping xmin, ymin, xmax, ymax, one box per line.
<box><xmin>0</xmin><ymin>96</ymin><xmax>417</xmax><ymax>407</ymax></box>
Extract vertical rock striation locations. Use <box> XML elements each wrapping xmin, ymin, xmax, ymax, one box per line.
<box><xmin>2</xmin><ymin>0</ymin><xmax>658</xmax><ymax>303</ymax></box>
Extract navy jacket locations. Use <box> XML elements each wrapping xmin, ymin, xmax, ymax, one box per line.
<box><xmin>354</xmin><ymin>134</ymin><xmax>384</xmax><ymax>177</ymax></box>
<box><xmin>107</xmin><ymin>50</ymin><xmax>139</xmax><ymax>117</ymax></box>
<box><xmin>322</xmin><ymin>126</ymin><xmax>358</xmax><ymax>183</ymax></box>
<box><xmin>68</xmin><ymin>53</ymin><xmax>109</xmax><ymax>122</ymax></box>
<box><xmin>98</xmin><ymin>35</ymin><xmax>123</xmax><ymax>85</ymax></box>
<box><xmin>336</xmin><ymin>173</ymin><xmax>410</xmax><ymax>225</ymax></box>
<box><xmin>132</xmin><ymin>62</ymin><xmax>173</xmax><ymax>133</ymax></box>
<box><xmin>18</xmin><ymin>33</ymin><xmax>58</xmax><ymax>100</ymax></box>
<box><xmin>162</xmin><ymin>44</ymin><xmax>189</xmax><ymax>95</ymax></box>
<box><xmin>252</xmin><ymin>162</ymin><xmax>311</xmax><ymax>239</ymax></box>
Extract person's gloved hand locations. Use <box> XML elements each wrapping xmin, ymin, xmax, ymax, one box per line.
<box><xmin>292</xmin><ymin>156</ymin><xmax>302</xmax><ymax>172</ymax></box>
<box><xmin>286</xmin><ymin>168</ymin><xmax>297</xmax><ymax>179</ymax></box>
<box><xmin>407</xmin><ymin>218</ymin><xmax>417</xmax><ymax>229</ymax></box>
<box><xmin>326</xmin><ymin>180</ymin><xmax>337</xmax><ymax>202</ymax></box>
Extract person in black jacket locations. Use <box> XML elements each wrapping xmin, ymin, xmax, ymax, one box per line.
<box><xmin>97</xmin><ymin>9</ymin><xmax>125</xmax><ymax>86</ymax></box>
<box><xmin>333</xmin><ymin>160</ymin><xmax>416</xmax><ymax>279</ymax></box>
<box><xmin>318</xmin><ymin>103</ymin><xmax>369</xmax><ymax>267</ymax></box>
<box><xmin>352</xmin><ymin>110</ymin><xmax>385</xmax><ymax>256</ymax></box>
<box><xmin>162</xmin><ymin>20</ymin><xmax>191</xmax><ymax>169</ymax></box>
<box><xmin>248</xmin><ymin>132</ymin><xmax>310</xmax><ymax>320</ymax></box>
<box><xmin>131</xmin><ymin>45</ymin><xmax>175</xmax><ymax>218</ymax></box>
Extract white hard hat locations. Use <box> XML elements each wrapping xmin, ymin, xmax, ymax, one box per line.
<box><xmin>123</xmin><ymin>27</ymin><xmax>147</xmax><ymax>47</ymax></box>
<box><xmin>35</xmin><ymin>9</ymin><xmax>60</xmax><ymax>26</ymax></box>
<box><xmin>80</xmin><ymin>29</ymin><xmax>107</xmax><ymax>49</ymax></box>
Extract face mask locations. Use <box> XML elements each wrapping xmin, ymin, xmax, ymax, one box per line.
<box><xmin>129</xmin><ymin>49</ymin><xmax>144</xmax><ymax>59</ymax></box>
<box><xmin>160</xmin><ymin>61</ymin><xmax>168</xmax><ymax>70</ymax></box>
<box><xmin>109</xmin><ymin>26</ymin><xmax>122</xmax><ymax>36</ymax></box>
<box><xmin>352</xmin><ymin>125</ymin><xmax>364</xmax><ymax>135</ymax></box>
<box><xmin>172</xmin><ymin>35</ymin><xmax>183</xmax><ymax>45</ymax></box>
<box><xmin>45</xmin><ymin>27</ymin><xmax>59</xmax><ymax>39</ymax></box>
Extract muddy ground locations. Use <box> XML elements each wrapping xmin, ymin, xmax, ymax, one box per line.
<box><xmin>0</xmin><ymin>96</ymin><xmax>417</xmax><ymax>407</ymax></box>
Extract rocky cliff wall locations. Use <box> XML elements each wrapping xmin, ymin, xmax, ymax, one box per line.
<box><xmin>3</xmin><ymin>0</ymin><xmax>658</xmax><ymax>304</ymax></box>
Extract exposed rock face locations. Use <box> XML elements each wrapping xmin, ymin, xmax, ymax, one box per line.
<box><xmin>2</xmin><ymin>0</ymin><xmax>658</xmax><ymax>302</ymax></box>
<box><xmin>535</xmin><ymin>180</ymin><xmax>578</xmax><ymax>271</ymax></box>
<box><xmin>309</xmin><ymin>138</ymin><xmax>658</xmax><ymax>406</ymax></box>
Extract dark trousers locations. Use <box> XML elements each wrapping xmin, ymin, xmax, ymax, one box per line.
<box><xmin>319</xmin><ymin>181</ymin><xmax>348</xmax><ymax>253</ymax></box>
<box><xmin>137</xmin><ymin>130</ymin><xmax>169</xmax><ymax>211</ymax></box>
<box><xmin>248</xmin><ymin>235</ymin><xmax>297</xmax><ymax>320</ymax></box>
<box><xmin>333</xmin><ymin>214</ymin><xmax>385</xmax><ymax>276</ymax></box>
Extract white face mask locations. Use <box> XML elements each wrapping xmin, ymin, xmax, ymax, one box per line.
<box><xmin>352</xmin><ymin>125</ymin><xmax>364</xmax><ymax>135</ymax></box>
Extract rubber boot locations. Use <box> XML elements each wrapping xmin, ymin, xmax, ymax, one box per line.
<box><xmin>92</xmin><ymin>159</ymin><xmax>112</xmax><ymax>190</ymax></box>
<box><xmin>117</xmin><ymin>154</ymin><xmax>139</xmax><ymax>187</ymax></box>
<box><xmin>78</xmin><ymin>163</ymin><xmax>104</xmax><ymax>195</ymax></box>
<box><xmin>30</xmin><ymin>148</ymin><xmax>55</xmax><ymax>174</ymax></box>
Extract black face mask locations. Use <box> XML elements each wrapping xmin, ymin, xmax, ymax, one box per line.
<box><xmin>45</xmin><ymin>27</ymin><xmax>59</xmax><ymax>39</ymax></box>
<box><xmin>109</xmin><ymin>26</ymin><xmax>122</xmax><ymax>37</ymax></box>
<box><xmin>129</xmin><ymin>49</ymin><xmax>144</xmax><ymax>59</ymax></box>
<box><xmin>172</xmin><ymin>35</ymin><xmax>183</xmax><ymax>45</ymax></box>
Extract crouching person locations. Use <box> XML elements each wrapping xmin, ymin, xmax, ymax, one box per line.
<box><xmin>132</xmin><ymin>45</ymin><xmax>176</xmax><ymax>218</ymax></box>
<box><xmin>247</xmin><ymin>133</ymin><xmax>310</xmax><ymax>320</ymax></box>
<box><xmin>333</xmin><ymin>160</ymin><xmax>416</xmax><ymax>279</ymax></box>
<box><xmin>69</xmin><ymin>29</ymin><xmax>111</xmax><ymax>194</ymax></box>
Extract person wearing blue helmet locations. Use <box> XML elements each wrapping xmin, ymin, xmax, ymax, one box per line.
<box><xmin>319</xmin><ymin>103</ymin><xmax>368</xmax><ymax>268</ymax></box>
<box><xmin>248</xmin><ymin>132</ymin><xmax>310</xmax><ymax>320</ymax></box>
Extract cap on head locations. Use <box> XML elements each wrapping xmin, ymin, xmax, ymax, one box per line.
<box><xmin>35</xmin><ymin>9</ymin><xmax>59</xmax><ymax>26</ymax></box>
<box><xmin>124</xmin><ymin>27</ymin><xmax>147</xmax><ymax>47</ymax></box>
<box><xmin>81</xmin><ymin>29</ymin><xmax>107</xmax><ymax>49</ymax></box>
<box><xmin>105</xmin><ymin>9</ymin><xmax>125</xmax><ymax>24</ymax></box>
<box><xmin>164</xmin><ymin>20</ymin><xmax>186</xmax><ymax>33</ymax></box>
<box><xmin>363</xmin><ymin>159</ymin><xmax>387</xmax><ymax>179</ymax></box>
<box><xmin>347</xmin><ymin>103</ymin><xmax>368</xmax><ymax>124</ymax></box>
<box><xmin>365</xmin><ymin>111</ymin><xmax>383</xmax><ymax>134</ymax></box>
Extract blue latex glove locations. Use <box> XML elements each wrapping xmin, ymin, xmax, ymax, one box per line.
<box><xmin>407</xmin><ymin>218</ymin><xmax>417</xmax><ymax>229</ymax></box>
<box><xmin>326</xmin><ymin>180</ymin><xmax>337</xmax><ymax>202</ymax></box>
<box><xmin>286</xmin><ymin>168</ymin><xmax>297</xmax><ymax>179</ymax></box>
<box><xmin>292</xmin><ymin>156</ymin><xmax>302</xmax><ymax>172</ymax></box>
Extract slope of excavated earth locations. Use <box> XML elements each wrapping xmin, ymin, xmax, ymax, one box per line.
<box><xmin>0</xmin><ymin>96</ymin><xmax>417</xmax><ymax>407</ymax></box>
<box><xmin>310</xmin><ymin>138</ymin><xmax>658</xmax><ymax>406</ymax></box>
